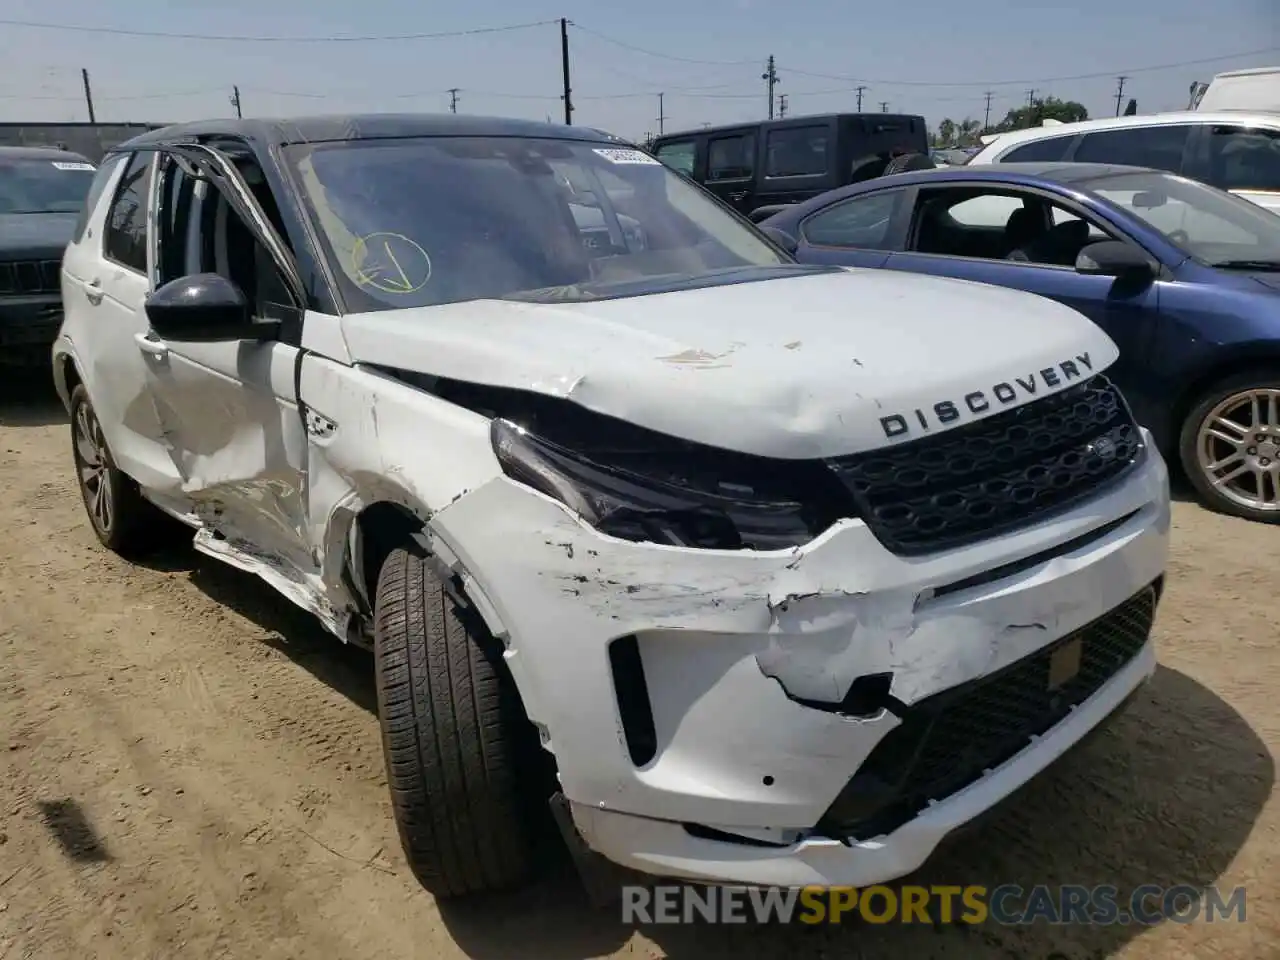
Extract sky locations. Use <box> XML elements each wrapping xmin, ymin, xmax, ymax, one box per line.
<box><xmin>0</xmin><ymin>0</ymin><xmax>1276</xmax><ymax>141</ymax></box>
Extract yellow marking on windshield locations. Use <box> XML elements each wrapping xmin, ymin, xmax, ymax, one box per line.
<box><xmin>352</xmin><ymin>232</ymin><xmax>433</xmax><ymax>294</ymax></box>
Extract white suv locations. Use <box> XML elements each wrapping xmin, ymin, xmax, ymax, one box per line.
<box><xmin>54</xmin><ymin>115</ymin><xmax>1170</xmax><ymax>898</ymax></box>
<box><xmin>970</xmin><ymin>111</ymin><xmax>1280</xmax><ymax>215</ymax></box>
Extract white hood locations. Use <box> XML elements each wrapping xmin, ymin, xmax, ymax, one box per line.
<box><xmin>341</xmin><ymin>269</ymin><xmax>1118</xmax><ymax>459</ymax></box>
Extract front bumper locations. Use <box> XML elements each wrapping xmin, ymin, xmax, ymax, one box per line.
<box><xmin>429</xmin><ymin>432</ymin><xmax>1171</xmax><ymax>887</ymax></box>
<box><xmin>0</xmin><ymin>295</ymin><xmax>62</xmax><ymax>366</ymax></box>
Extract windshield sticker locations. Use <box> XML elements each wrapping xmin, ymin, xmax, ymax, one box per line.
<box><xmin>351</xmin><ymin>232</ymin><xmax>432</xmax><ymax>294</ymax></box>
<box><xmin>52</xmin><ymin>161</ymin><xmax>95</xmax><ymax>171</ymax></box>
<box><xmin>592</xmin><ymin>148</ymin><xmax>660</xmax><ymax>166</ymax></box>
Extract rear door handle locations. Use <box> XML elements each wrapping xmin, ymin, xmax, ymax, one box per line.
<box><xmin>134</xmin><ymin>332</ymin><xmax>168</xmax><ymax>360</ymax></box>
<box><xmin>728</xmin><ymin>191</ymin><xmax>748</xmax><ymax>201</ymax></box>
<box><xmin>84</xmin><ymin>278</ymin><xmax>104</xmax><ymax>305</ymax></box>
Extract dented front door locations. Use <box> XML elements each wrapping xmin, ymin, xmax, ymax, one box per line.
<box><xmin>139</xmin><ymin>146</ymin><xmax>313</xmax><ymax>573</ymax></box>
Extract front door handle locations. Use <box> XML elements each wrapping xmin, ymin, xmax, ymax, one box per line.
<box><xmin>728</xmin><ymin>191</ymin><xmax>748</xmax><ymax>201</ymax></box>
<box><xmin>134</xmin><ymin>332</ymin><xmax>168</xmax><ymax>360</ymax></box>
<box><xmin>84</xmin><ymin>278</ymin><xmax>104</xmax><ymax>305</ymax></box>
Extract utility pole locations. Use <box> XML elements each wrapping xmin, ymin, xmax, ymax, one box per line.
<box><xmin>81</xmin><ymin>68</ymin><xmax>95</xmax><ymax>123</ymax></box>
<box><xmin>879</xmin><ymin>101</ymin><xmax>889</xmax><ymax>113</ymax></box>
<box><xmin>1026</xmin><ymin>88</ymin><xmax>1036</xmax><ymax>107</ymax></box>
<box><xmin>762</xmin><ymin>55</ymin><xmax>779</xmax><ymax>120</ymax></box>
<box><xmin>657</xmin><ymin>92</ymin><xmax>665</xmax><ymax>134</ymax></box>
<box><xmin>230</xmin><ymin>85</ymin><xmax>242</xmax><ymax>118</ymax></box>
<box><xmin>983</xmin><ymin>91</ymin><xmax>994</xmax><ymax>130</ymax></box>
<box><xmin>1114</xmin><ymin>75</ymin><xmax>1128</xmax><ymax>116</ymax></box>
<box><xmin>855</xmin><ymin>85</ymin><xmax>866</xmax><ymax>112</ymax></box>
<box><xmin>560</xmin><ymin>17</ymin><xmax>573</xmax><ymax>124</ymax></box>
<box><xmin>448</xmin><ymin>87</ymin><xmax>460</xmax><ymax>114</ymax></box>
<box><xmin>778</xmin><ymin>94</ymin><xmax>788</xmax><ymax>119</ymax></box>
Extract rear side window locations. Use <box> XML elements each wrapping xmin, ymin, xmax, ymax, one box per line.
<box><xmin>765</xmin><ymin>127</ymin><xmax>828</xmax><ymax>177</ymax></box>
<box><xmin>1073</xmin><ymin>125</ymin><xmax>1190</xmax><ymax>173</ymax></box>
<box><xmin>802</xmin><ymin>190</ymin><xmax>903</xmax><ymax>249</ymax></box>
<box><xmin>1001</xmin><ymin>136</ymin><xmax>1076</xmax><ymax>163</ymax></box>
<box><xmin>654</xmin><ymin>140</ymin><xmax>695</xmax><ymax>176</ymax></box>
<box><xmin>102</xmin><ymin>152</ymin><xmax>151</xmax><ymax>273</ymax></box>
<box><xmin>1203</xmin><ymin>125</ymin><xmax>1280</xmax><ymax>192</ymax></box>
<box><xmin>707</xmin><ymin>133</ymin><xmax>754</xmax><ymax>181</ymax></box>
<box><xmin>71</xmin><ymin>156</ymin><xmax>120</xmax><ymax>244</ymax></box>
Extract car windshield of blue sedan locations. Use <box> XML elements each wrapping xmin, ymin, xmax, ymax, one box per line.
<box><xmin>286</xmin><ymin>136</ymin><xmax>819</xmax><ymax>311</ymax></box>
<box><xmin>1081</xmin><ymin>170</ymin><xmax>1280</xmax><ymax>269</ymax></box>
<box><xmin>0</xmin><ymin>157</ymin><xmax>96</xmax><ymax>214</ymax></box>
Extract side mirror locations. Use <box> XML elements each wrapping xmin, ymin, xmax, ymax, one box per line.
<box><xmin>144</xmin><ymin>273</ymin><xmax>266</xmax><ymax>342</ymax></box>
<box><xmin>1075</xmin><ymin>240</ymin><xmax>1157</xmax><ymax>280</ymax></box>
<box><xmin>760</xmin><ymin>225</ymin><xmax>799</xmax><ymax>256</ymax></box>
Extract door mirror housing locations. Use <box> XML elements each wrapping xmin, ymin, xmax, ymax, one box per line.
<box><xmin>1075</xmin><ymin>240</ymin><xmax>1157</xmax><ymax>280</ymax></box>
<box><xmin>759</xmin><ymin>225</ymin><xmax>799</xmax><ymax>256</ymax></box>
<box><xmin>144</xmin><ymin>273</ymin><xmax>273</xmax><ymax>342</ymax></box>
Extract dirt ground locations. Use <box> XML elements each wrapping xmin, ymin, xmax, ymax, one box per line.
<box><xmin>0</xmin><ymin>373</ymin><xmax>1276</xmax><ymax>960</ymax></box>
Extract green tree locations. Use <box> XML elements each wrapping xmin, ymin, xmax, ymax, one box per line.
<box><xmin>935</xmin><ymin>118</ymin><xmax>957</xmax><ymax>146</ymax></box>
<box><xmin>996</xmin><ymin>96</ymin><xmax>1088</xmax><ymax>131</ymax></box>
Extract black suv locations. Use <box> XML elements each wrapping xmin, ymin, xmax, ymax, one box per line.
<box><xmin>0</xmin><ymin>146</ymin><xmax>97</xmax><ymax>366</ymax></box>
<box><xmin>651</xmin><ymin>112</ymin><xmax>928</xmax><ymax>221</ymax></box>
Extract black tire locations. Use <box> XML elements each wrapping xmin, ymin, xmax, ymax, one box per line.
<box><xmin>69</xmin><ymin>384</ymin><xmax>174</xmax><ymax>555</ymax></box>
<box><xmin>373</xmin><ymin>545</ymin><xmax>535</xmax><ymax>897</ymax></box>
<box><xmin>1177</xmin><ymin>368</ymin><xmax>1280</xmax><ymax>524</ymax></box>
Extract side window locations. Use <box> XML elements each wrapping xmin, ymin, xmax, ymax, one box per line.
<box><xmin>765</xmin><ymin>127</ymin><xmax>828</xmax><ymax>178</ymax></box>
<box><xmin>154</xmin><ymin>151</ymin><xmax>294</xmax><ymax>324</ymax></box>
<box><xmin>72</xmin><ymin>155</ymin><xmax>123</xmax><ymax>245</ymax></box>
<box><xmin>707</xmin><ymin>133</ymin><xmax>755</xmax><ymax>181</ymax></box>
<box><xmin>102</xmin><ymin>152</ymin><xmax>152</xmax><ymax>273</ymax></box>
<box><xmin>1203</xmin><ymin>125</ymin><xmax>1280</xmax><ymax>192</ymax></box>
<box><xmin>1073</xmin><ymin>125</ymin><xmax>1190</xmax><ymax>173</ymax></box>
<box><xmin>654</xmin><ymin>141</ymin><xmax>696</xmax><ymax>176</ymax></box>
<box><xmin>912</xmin><ymin>188</ymin><xmax>1115</xmax><ymax>267</ymax></box>
<box><xmin>1001</xmin><ymin>136</ymin><xmax>1076</xmax><ymax>163</ymax></box>
<box><xmin>801</xmin><ymin>191</ymin><xmax>902</xmax><ymax>249</ymax></box>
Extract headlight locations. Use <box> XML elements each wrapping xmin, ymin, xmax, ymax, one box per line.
<box><xmin>490</xmin><ymin>417</ymin><xmax>851</xmax><ymax>550</ymax></box>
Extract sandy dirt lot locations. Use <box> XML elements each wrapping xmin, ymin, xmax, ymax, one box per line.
<box><xmin>0</xmin><ymin>373</ymin><xmax>1276</xmax><ymax>960</ymax></box>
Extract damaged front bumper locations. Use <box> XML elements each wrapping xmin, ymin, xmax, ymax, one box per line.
<box><xmin>428</xmin><ymin>432</ymin><xmax>1170</xmax><ymax>888</ymax></box>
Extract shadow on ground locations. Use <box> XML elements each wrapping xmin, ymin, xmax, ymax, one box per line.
<box><xmin>0</xmin><ymin>370</ymin><xmax>67</xmax><ymax>427</ymax></box>
<box><xmin>161</xmin><ymin>546</ymin><xmax>1276</xmax><ymax>959</ymax></box>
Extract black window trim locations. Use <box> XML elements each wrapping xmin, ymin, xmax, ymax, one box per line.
<box><xmin>896</xmin><ymin>181</ymin><xmax>1166</xmax><ymax>274</ymax></box>
<box><xmin>798</xmin><ymin>186</ymin><xmax>911</xmax><ymax>250</ymax></box>
<box><xmin>101</xmin><ymin>151</ymin><xmax>154</xmax><ymax>276</ymax></box>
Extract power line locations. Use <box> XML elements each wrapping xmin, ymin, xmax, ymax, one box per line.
<box><xmin>0</xmin><ymin>16</ymin><xmax>557</xmax><ymax>43</ymax></box>
<box><xmin>567</xmin><ymin>23</ymin><xmax>757</xmax><ymax>66</ymax></box>
<box><xmin>777</xmin><ymin>45</ymin><xmax>1280</xmax><ymax>87</ymax></box>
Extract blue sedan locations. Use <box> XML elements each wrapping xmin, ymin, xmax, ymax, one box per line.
<box><xmin>759</xmin><ymin>162</ymin><xmax>1280</xmax><ymax>524</ymax></box>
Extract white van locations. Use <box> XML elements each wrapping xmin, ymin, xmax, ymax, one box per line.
<box><xmin>1190</xmin><ymin>67</ymin><xmax>1280</xmax><ymax>113</ymax></box>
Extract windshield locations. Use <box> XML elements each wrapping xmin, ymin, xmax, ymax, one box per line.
<box><xmin>0</xmin><ymin>157</ymin><xmax>96</xmax><ymax>214</ymax></box>
<box><xmin>285</xmin><ymin>136</ymin><xmax>795</xmax><ymax>310</ymax></box>
<box><xmin>1080</xmin><ymin>169</ymin><xmax>1280</xmax><ymax>268</ymax></box>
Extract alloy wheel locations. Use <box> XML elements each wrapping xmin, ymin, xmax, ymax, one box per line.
<box><xmin>1195</xmin><ymin>388</ymin><xmax>1280</xmax><ymax>515</ymax></box>
<box><xmin>74</xmin><ymin>400</ymin><xmax>114</xmax><ymax>535</ymax></box>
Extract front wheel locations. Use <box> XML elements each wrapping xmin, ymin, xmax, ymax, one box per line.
<box><xmin>373</xmin><ymin>545</ymin><xmax>536</xmax><ymax>897</ymax></box>
<box><xmin>1178</xmin><ymin>371</ymin><xmax>1280</xmax><ymax>524</ymax></box>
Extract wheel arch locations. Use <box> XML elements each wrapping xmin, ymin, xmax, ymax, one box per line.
<box><xmin>53</xmin><ymin>346</ymin><xmax>82</xmax><ymax>415</ymax></box>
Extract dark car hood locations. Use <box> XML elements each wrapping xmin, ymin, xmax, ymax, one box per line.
<box><xmin>0</xmin><ymin>212</ymin><xmax>78</xmax><ymax>259</ymax></box>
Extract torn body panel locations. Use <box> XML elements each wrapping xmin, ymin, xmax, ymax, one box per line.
<box><xmin>426</xmin><ymin>439</ymin><xmax>1168</xmax><ymax>841</ymax></box>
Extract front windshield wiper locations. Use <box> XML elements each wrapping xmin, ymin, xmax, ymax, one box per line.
<box><xmin>1212</xmin><ymin>259</ymin><xmax>1280</xmax><ymax>272</ymax></box>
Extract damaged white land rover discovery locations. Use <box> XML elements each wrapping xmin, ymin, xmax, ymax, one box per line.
<box><xmin>54</xmin><ymin>115</ymin><xmax>1170</xmax><ymax>898</ymax></box>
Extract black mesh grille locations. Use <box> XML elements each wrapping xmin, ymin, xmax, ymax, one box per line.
<box><xmin>828</xmin><ymin>375</ymin><xmax>1142</xmax><ymax>556</ymax></box>
<box><xmin>817</xmin><ymin>584</ymin><xmax>1157</xmax><ymax>842</ymax></box>
<box><xmin>0</xmin><ymin>260</ymin><xmax>60</xmax><ymax>295</ymax></box>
